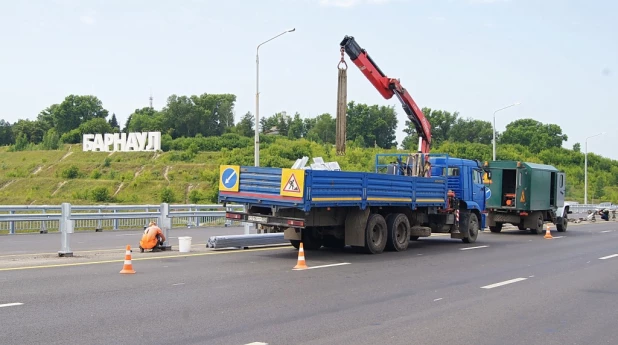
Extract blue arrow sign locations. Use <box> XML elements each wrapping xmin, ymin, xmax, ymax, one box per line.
<box><xmin>485</xmin><ymin>188</ymin><xmax>492</xmax><ymax>200</ymax></box>
<box><xmin>221</xmin><ymin>168</ymin><xmax>238</xmax><ymax>189</ymax></box>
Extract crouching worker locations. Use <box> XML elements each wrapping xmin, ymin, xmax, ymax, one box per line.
<box><xmin>139</xmin><ymin>221</ymin><xmax>166</xmax><ymax>252</ymax></box>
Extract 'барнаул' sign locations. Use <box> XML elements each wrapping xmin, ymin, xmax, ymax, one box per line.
<box><xmin>82</xmin><ymin>132</ymin><xmax>161</xmax><ymax>152</ymax></box>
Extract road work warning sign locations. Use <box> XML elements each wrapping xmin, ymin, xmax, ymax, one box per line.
<box><xmin>280</xmin><ymin>169</ymin><xmax>305</xmax><ymax>197</ymax></box>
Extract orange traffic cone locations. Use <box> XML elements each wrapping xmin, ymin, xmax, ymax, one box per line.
<box><xmin>120</xmin><ymin>245</ymin><xmax>136</xmax><ymax>274</ymax></box>
<box><xmin>292</xmin><ymin>242</ymin><xmax>308</xmax><ymax>270</ymax></box>
<box><xmin>544</xmin><ymin>224</ymin><xmax>553</xmax><ymax>239</ymax></box>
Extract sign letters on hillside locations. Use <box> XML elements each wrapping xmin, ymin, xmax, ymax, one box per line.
<box><xmin>82</xmin><ymin>132</ymin><xmax>161</xmax><ymax>152</ymax></box>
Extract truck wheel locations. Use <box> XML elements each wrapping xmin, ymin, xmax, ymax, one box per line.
<box><xmin>364</xmin><ymin>214</ymin><xmax>388</xmax><ymax>254</ymax></box>
<box><xmin>462</xmin><ymin>212</ymin><xmax>480</xmax><ymax>244</ymax></box>
<box><xmin>530</xmin><ymin>213</ymin><xmax>544</xmax><ymax>234</ymax></box>
<box><xmin>301</xmin><ymin>229</ymin><xmax>323</xmax><ymax>250</ymax></box>
<box><xmin>385</xmin><ymin>213</ymin><xmax>410</xmax><ymax>252</ymax></box>
<box><xmin>290</xmin><ymin>240</ymin><xmax>300</xmax><ymax>249</ymax></box>
<box><xmin>556</xmin><ymin>217</ymin><xmax>568</xmax><ymax>232</ymax></box>
<box><xmin>489</xmin><ymin>223</ymin><xmax>502</xmax><ymax>233</ymax></box>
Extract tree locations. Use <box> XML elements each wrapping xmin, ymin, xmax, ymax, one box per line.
<box><xmin>125</xmin><ymin>107</ymin><xmax>165</xmax><ymax>133</ymax></box>
<box><xmin>287</xmin><ymin>113</ymin><xmax>304</xmax><ymax>139</ymax></box>
<box><xmin>41</xmin><ymin>128</ymin><xmax>60</xmax><ymax>150</ymax></box>
<box><xmin>573</xmin><ymin>143</ymin><xmax>581</xmax><ymax>153</ymax></box>
<box><xmin>0</xmin><ymin>120</ymin><xmax>14</xmax><ymax>146</ymax></box>
<box><xmin>12</xmin><ymin>119</ymin><xmax>49</xmax><ymax>144</ymax></box>
<box><xmin>234</xmin><ymin>112</ymin><xmax>254</xmax><ymax>137</ymax></box>
<box><xmin>499</xmin><ymin>118</ymin><xmax>568</xmax><ymax>153</ymax></box>
<box><xmin>160</xmin><ymin>93</ymin><xmax>236</xmax><ymax>138</ymax></box>
<box><xmin>78</xmin><ymin>118</ymin><xmax>114</xmax><ymax>135</ymax></box>
<box><xmin>108</xmin><ymin>113</ymin><xmax>119</xmax><ymax>130</ymax></box>
<box><xmin>52</xmin><ymin>95</ymin><xmax>109</xmax><ymax>134</ymax></box>
<box><xmin>449</xmin><ymin>118</ymin><xmax>494</xmax><ymax>145</ymax></box>
<box><xmin>346</xmin><ymin>101</ymin><xmax>398</xmax><ymax>149</ymax></box>
<box><xmin>306</xmin><ymin>113</ymin><xmax>336</xmax><ymax>144</ymax></box>
<box><xmin>402</xmin><ymin>107</ymin><xmax>458</xmax><ymax>150</ymax></box>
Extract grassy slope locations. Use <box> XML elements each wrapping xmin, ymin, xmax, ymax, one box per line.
<box><xmin>0</xmin><ymin>145</ymin><xmax>219</xmax><ymax>205</ymax></box>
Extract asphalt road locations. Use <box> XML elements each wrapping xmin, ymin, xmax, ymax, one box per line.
<box><xmin>1</xmin><ymin>225</ymin><xmax>251</xmax><ymax>255</ymax></box>
<box><xmin>1</xmin><ymin>221</ymin><xmax>618</xmax><ymax>345</ymax></box>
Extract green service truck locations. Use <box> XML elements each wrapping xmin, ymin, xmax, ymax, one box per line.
<box><xmin>483</xmin><ymin>160</ymin><xmax>571</xmax><ymax>234</ymax></box>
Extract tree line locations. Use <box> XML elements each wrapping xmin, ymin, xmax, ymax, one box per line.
<box><xmin>0</xmin><ymin>92</ymin><xmax>616</xmax><ymax>202</ymax></box>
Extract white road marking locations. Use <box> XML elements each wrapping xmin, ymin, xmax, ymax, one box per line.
<box><xmin>0</xmin><ymin>303</ymin><xmax>23</xmax><ymax>308</ymax></box>
<box><xmin>528</xmin><ymin>275</ymin><xmax>534</xmax><ymax>278</ymax></box>
<box><xmin>552</xmin><ymin>236</ymin><xmax>565</xmax><ymax>239</ymax></box>
<box><xmin>172</xmin><ymin>283</ymin><xmax>185</xmax><ymax>286</ymax></box>
<box><xmin>245</xmin><ymin>343</ymin><xmax>268</xmax><ymax>345</ymax></box>
<box><xmin>601</xmin><ymin>230</ymin><xmax>612</xmax><ymax>233</ymax></box>
<box><xmin>481</xmin><ymin>277</ymin><xmax>528</xmax><ymax>289</ymax></box>
<box><xmin>433</xmin><ymin>298</ymin><xmax>443</xmax><ymax>302</ymax></box>
<box><xmin>460</xmin><ymin>245</ymin><xmax>488</xmax><ymax>251</ymax></box>
<box><xmin>599</xmin><ymin>254</ymin><xmax>618</xmax><ymax>260</ymax></box>
<box><xmin>305</xmin><ymin>263</ymin><xmax>351</xmax><ymax>270</ymax></box>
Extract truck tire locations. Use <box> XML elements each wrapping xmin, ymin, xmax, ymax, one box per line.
<box><xmin>302</xmin><ymin>229</ymin><xmax>323</xmax><ymax>250</ymax></box>
<box><xmin>290</xmin><ymin>240</ymin><xmax>301</xmax><ymax>249</ymax></box>
<box><xmin>462</xmin><ymin>212</ymin><xmax>480</xmax><ymax>244</ymax></box>
<box><xmin>556</xmin><ymin>217</ymin><xmax>568</xmax><ymax>232</ymax></box>
<box><xmin>364</xmin><ymin>214</ymin><xmax>388</xmax><ymax>254</ymax></box>
<box><xmin>385</xmin><ymin>213</ymin><xmax>410</xmax><ymax>252</ymax></box>
<box><xmin>530</xmin><ymin>213</ymin><xmax>544</xmax><ymax>234</ymax></box>
<box><xmin>489</xmin><ymin>223</ymin><xmax>503</xmax><ymax>233</ymax></box>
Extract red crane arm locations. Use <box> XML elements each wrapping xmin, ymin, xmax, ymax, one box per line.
<box><xmin>340</xmin><ymin>35</ymin><xmax>432</xmax><ymax>153</ymax></box>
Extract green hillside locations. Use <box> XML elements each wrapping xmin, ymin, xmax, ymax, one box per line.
<box><xmin>1</xmin><ymin>136</ymin><xmax>617</xmax><ymax>206</ymax></box>
<box><xmin>0</xmin><ymin>144</ymin><xmax>222</xmax><ymax>205</ymax></box>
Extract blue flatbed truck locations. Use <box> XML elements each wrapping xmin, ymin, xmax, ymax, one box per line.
<box><xmin>219</xmin><ymin>153</ymin><xmax>488</xmax><ymax>254</ymax></box>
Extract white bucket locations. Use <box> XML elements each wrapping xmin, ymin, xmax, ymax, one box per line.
<box><xmin>178</xmin><ymin>236</ymin><xmax>192</xmax><ymax>253</ymax></box>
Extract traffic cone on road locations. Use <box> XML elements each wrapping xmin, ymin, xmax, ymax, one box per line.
<box><xmin>120</xmin><ymin>245</ymin><xmax>136</xmax><ymax>274</ymax></box>
<box><xmin>544</xmin><ymin>224</ymin><xmax>553</xmax><ymax>239</ymax></box>
<box><xmin>292</xmin><ymin>242</ymin><xmax>308</xmax><ymax>270</ymax></box>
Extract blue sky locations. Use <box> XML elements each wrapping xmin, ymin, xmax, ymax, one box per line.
<box><xmin>1</xmin><ymin>0</ymin><xmax>616</xmax><ymax>159</ymax></box>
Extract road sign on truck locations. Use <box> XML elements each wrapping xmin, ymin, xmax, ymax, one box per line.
<box><xmin>483</xmin><ymin>160</ymin><xmax>571</xmax><ymax>234</ymax></box>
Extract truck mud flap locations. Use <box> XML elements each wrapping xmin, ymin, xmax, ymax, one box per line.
<box><xmin>225</xmin><ymin>211</ymin><xmax>306</xmax><ymax>229</ymax></box>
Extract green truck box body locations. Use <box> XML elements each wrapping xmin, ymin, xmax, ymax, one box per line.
<box><xmin>484</xmin><ymin>161</ymin><xmax>565</xmax><ymax>212</ymax></box>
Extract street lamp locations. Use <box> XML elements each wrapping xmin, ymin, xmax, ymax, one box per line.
<box><xmin>255</xmin><ymin>28</ymin><xmax>296</xmax><ymax>167</ymax></box>
<box><xmin>492</xmin><ymin>102</ymin><xmax>521</xmax><ymax>161</ymax></box>
<box><xmin>584</xmin><ymin>132</ymin><xmax>604</xmax><ymax>204</ymax></box>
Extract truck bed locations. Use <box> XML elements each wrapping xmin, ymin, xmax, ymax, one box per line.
<box><xmin>218</xmin><ymin>166</ymin><xmax>448</xmax><ymax>212</ymax></box>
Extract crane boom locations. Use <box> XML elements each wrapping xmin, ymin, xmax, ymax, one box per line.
<box><xmin>340</xmin><ymin>35</ymin><xmax>432</xmax><ymax>154</ymax></box>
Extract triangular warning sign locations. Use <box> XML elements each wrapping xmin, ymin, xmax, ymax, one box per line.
<box><xmin>283</xmin><ymin>174</ymin><xmax>301</xmax><ymax>193</ymax></box>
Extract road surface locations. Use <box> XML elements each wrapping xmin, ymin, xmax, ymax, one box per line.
<box><xmin>1</xmin><ymin>221</ymin><xmax>617</xmax><ymax>345</ymax></box>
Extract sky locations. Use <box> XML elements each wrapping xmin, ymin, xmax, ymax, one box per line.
<box><xmin>1</xmin><ymin>0</ymin><xmax>616</xmax><ymax>159</ymax></box>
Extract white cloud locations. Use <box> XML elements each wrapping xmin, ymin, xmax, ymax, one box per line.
<box><xmin>79</xmin><ymin>15</ymin><xmax>95</xmax><ymax>25</ymax></box>
<box><xmin>318</xmin><ymin>0</ymin><xmax>394</xmax><ymax>8</ymax></box>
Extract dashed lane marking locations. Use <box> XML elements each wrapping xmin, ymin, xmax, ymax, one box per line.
<box><xmin>0</xmin><ymin>303</ymin><xmax>23</xmax><ymax>308</ymax></box>
<box><xmin>460</xmin><ymin>245</ymin><xmax>488</xmax><ymax>251</ymax></box>
<box><xmin>599</xmin><ymin>254</ymin><xmax>618</xmax><ymax>260</ymax></box>
<box><xmin>481</xmin><ymin>277</ymin><xmax>528</xmax><ymax>289</ymax></box>
<box><xmin>305</xmin><ymin>263</ymin><xmax>351</xmax><ymax>270</ymax></box>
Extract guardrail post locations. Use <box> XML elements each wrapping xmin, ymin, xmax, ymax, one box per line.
<box><xmin>9</xmin><ymin>210</ymin><xmax>15</xmax><ymax>234</ymax></box>
<box><xmin>159</xmin><ymin>203</ymin><xmax>172</xmax><ymax>250</ymax></box>
<box><xmin>113</xmin><ymin>209</ymin><xmax>119</xmax><ymax>230</ymax></box>
<box><xmin>58</xmin><ymin>202</ymin><xmax>73</xmax><ymax>257</ymax></box>
<box><xmin>225</xmin><ymin>206</ymin><xmax>231</xmax><ymax>227</ymax></box>
<box><xmin>96</xmin><ymin>208</ymin><xmax>103</xmax><ymax>232</ymax></box>
<box><xmin>612</xmin><ymin>209</ymin><xmax>616</xmax><ymax>221</ymax></box>
<box><xmin>195</xmin><ymin>206</ymin><xmax>200</xmax><ymax>227</ymax></box>
<box><xmin>40</xmin><ymin>209</ymin><xmax>48</xmax><ymax>234</ymax></box>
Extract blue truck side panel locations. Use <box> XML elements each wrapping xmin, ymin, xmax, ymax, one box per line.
<box><xmin>219</xmin><ymin>167</ymin><xmax>448</xmax><ymax>212</ymax></box>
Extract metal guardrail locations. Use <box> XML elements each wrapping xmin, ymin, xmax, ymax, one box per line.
<box><xmin>0</xmin><ymin>204</ymin><xmax>244</xmax><ymax>234</ymax></box>
<box><xmin>0</xmin><ymin>202</ymin><xmax>248</xmax><ymax>257</ymax></box>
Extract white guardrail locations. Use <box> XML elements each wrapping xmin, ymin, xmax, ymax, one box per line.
<box><xmin>0</xmin><ymin>203</ymin><xmax>245</xmax><ymax>235</ymax></box>
<box><xmin>0</xmin><ymin>203</ymin><xmax>246</xmax><ymax>257</ymax></box>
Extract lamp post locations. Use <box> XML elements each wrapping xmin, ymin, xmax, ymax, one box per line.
<box><xmin>255</xmin><ymin>28</ymin><xmax>296</xmax><ymax>167</ymax></box>
<box><xmin>584</xmin><ymin>132</ymin><xmax>604</xmax><ymax>204</ymax></box>
<box><xmin>492</xmin><ymin>102</ymin><xmax>521</xmax><ymax>161</ymax></box>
